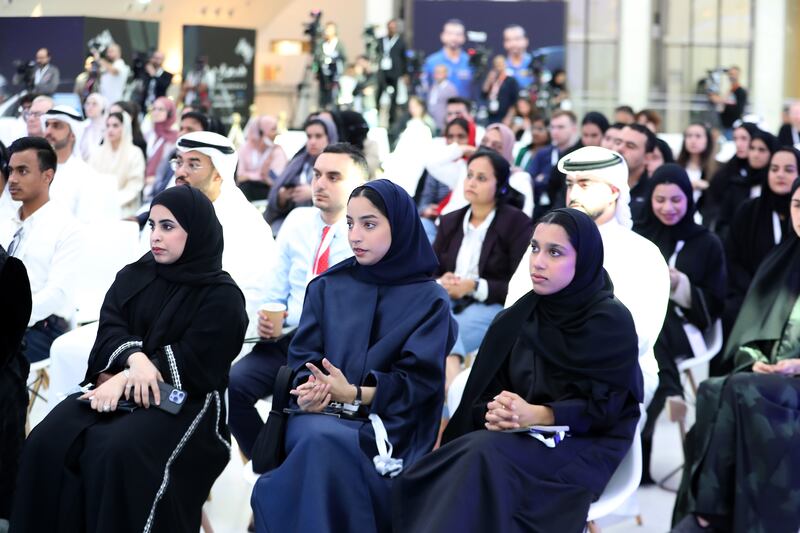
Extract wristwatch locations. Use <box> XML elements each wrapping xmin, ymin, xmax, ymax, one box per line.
<box><xmin>353</xmin><ymin>385</ymin><xmax>362</xmax><ymax>407</ymax></box>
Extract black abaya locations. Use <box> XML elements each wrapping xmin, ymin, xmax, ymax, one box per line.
<box><xmin>0</xmin><ymin>248</ymin><xmax>32</xmax><ymax>521</ymax></box>
<box><xmin>11</xmin><ymin>186</ymin><xmax>248</xmax><ymax>533</ymax></box>
<box><xmin>394</xmin><ymin>209</ymin><xmax>642</xmax><ymax>533</ymax></box>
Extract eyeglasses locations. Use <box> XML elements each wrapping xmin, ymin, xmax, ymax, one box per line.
<box><xmin>22</xmin><ymin>111</ymin><xmax>44</xmax><ymax>120</ymax></box>
<box><xmin>169</xmin><ymin>158</ymin><xmax>205</xmax><ymax>173</ymax></box>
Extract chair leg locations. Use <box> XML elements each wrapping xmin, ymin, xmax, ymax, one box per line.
<box><xmin>27</xmin><ymin>369</ymin><xmax>50</xmax><ymax>415</ymax></box>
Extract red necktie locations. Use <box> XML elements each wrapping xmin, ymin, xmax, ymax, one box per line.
<box><xmin>313</xmin><ymin>225</ymin><xmax>331</xmax><ymax>276</ymax></box>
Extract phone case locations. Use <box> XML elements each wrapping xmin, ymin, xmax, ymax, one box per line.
<box><xmin>77</xmin><ymin>381</ymin><xmax>188</xmax><ymax>415</ymax></box>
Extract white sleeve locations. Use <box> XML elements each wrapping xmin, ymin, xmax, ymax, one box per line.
<box><xmin>425</xmin><ymin>142</ymin><xmax>464</xmax><ymax>188</ymax></box>
<box><xmin>118</xmin><ymin>151</ymin><xmax>145</xmax><ymax>209</ymax></box>
<box><xmin>29</xmin><ymin>224</ymin><xmax>85</xmax><ymax>325</ymax></box>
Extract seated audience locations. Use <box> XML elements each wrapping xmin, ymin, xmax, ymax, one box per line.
<box><xmin>503</xmin><ymin>96</ymin><xmax>535</xmax><ymax>143</ymax></box>
<box><xmin>580</xmin><ymin>111</ymin><xmax>610</xmax><ymax>147</ymax></box>
<box><xmin>265</xmin><ymin>115</ymin><xmax>338</xmax><ymax>234</ymax></box>
<box><xmin>614</xmin><ymin>105</ymin><xmax>636</xmax><ymax>124</ymax></box>
<box><xmin>618</xmin><ymin>123</ymin><xmax>657</xmax><ymax>222</ymax></box>
<box><xmin>723</xmin><ymin>146</ymin><xmax>798</xmax><ymax>363</ymax></box>
<box><xmin>711</xmin><ymin>125</ymin><xmax>768</xmax><ymax>238</ymax></box>
<box><xmin>777</xmin><ymin>100</ymin><xmax>800</xmax><ymax>148</ymax></box>
<box><xmin>424</xmin><ymin>116</ymin><xmax>476</xmax><ymax>218</ymax></box>
<box><xmin>601</xmin><ymin>122</ymin><xmax>625</xmax><ymax>151</ymax></box>
<box><xmin>676</xmin><ymin>123</ymin><xmax>717</xmax><ymax>217</ymax></box>
<box><xmin>635</xmin><ymin>108</ymin><xmax>662</xmax><ymax>133</ymax></box>
<box><xmin>426</xmin><ymin>65</ymin><xmax>459</xmax><ymax>132</ymax></box>
<box><xmin>142</xmin><ymin>96</ymin><xmax>178</xmax><ymax>200</ymax></box>
<box><xmin>88</xmin><ymin>111</ymin><xmax>146</xmax><ymax>217</ymax></box>
<box><xmin>109</xmin><ymin>100</ymin><xmax>148</xmax><ymax>160</ymax></box>
<box><xmin>527</xmin><ymin>109</ymin><xmax>579</xmax><ymax>214</ymax></box>
<box><xmin>672</xmin><ymin>178</ymin><xmax>800</xmax><ymax>532</ymax></box>
<box><xmin>236</xmin><ymin>115</ymin><xmax>288</xmax><ymax>201</ymax></box>
<box><xmin>647</xmin><ymin>137</ymin><xmax>676</xmax><ymax>176</ymax></box>
<box><xmin>633</xmin><ymin>164</ymin><xmax>726</xmax><ymax>484</ymax></box>
<box><xmin>251</xmin><ymin>180</ymin><xmax>457</xmax><ymax>532</ymax></box>
<box><xmin>229</xmin><ymin>143</ymin><xmax>365</xmax><ymax>460</ymax></box>
<box><xmin>394</xmin><ymin>208</ymin><xmax>643</xmax><ymax>533</ymax></box>
<box><xmin>434</xmin><ymin>149</ymin><xmax>532</xmax><ymax>392</ymax></box>
<box><xmin>480</xmin><ymin>123</ymin><xmax>533</xmax><ymax>215</ymax></box>
<box><xmin>0</xmin><ymin>137</ymin><xmax>83</xmax><ymax>363</ymax></box>
<box><xmin>514</xmin><ymin>115</ymin><xmax>549</xmax><ymax>170</ymax></box>
<box><xmin>11</xmin><ymin>185</ymin><xmax>248</xmax><ymax>533</ymax></box>
<box><xmin>24</xmin><ymin>95</ymin><xmax>54</xmax><ymax>138</ymax></box>
<box><xmin>79</xmin><ymin>93</ymin><xmax>107</xmax><ymax>161</ymax></box>
<box><xmin>43</xmin><ymin>106</ymin><xmax>119</xmax><ymax>223</ymax></box>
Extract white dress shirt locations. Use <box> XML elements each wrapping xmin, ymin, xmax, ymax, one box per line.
<box><xmin>261</xmin><ymin>206</ymin><xmax>353</xmax><ymax>328</ymax></box>
<box><xmin>454</xmin><ymin>208</ymin><xmax>495</xmax><ymax>302</ymax></box>
<box><xmin>51</xmin><ymin>155</ymin><xmax>120</xmax><ymax>224</ymax></box>
<box><xmin>212</xmin><ymin>185</ymin><xmax>276</xmax><ymax>337</ymax></box>
<box><xmin>0</xmin><ymin>201</ymin><xmax>85</xmax><ymax>326</ymax></box>
<box><xmin>505</xmin><ymin>219</ymin><xmax>669</xmax><ymax>409</ymax></box>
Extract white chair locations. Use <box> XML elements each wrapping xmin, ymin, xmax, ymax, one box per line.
<box><xmin>586</xmin><ymin>419</ymin><xmax>644</xmax><ymax>530</ymax></box>
<box><xmin>73</xmin><ymin>220</ymin><xmax>141</xmax><ymax>325</ymax></box>
<box><xmin>677</xmin><ymin>319</ymin><xmax>723</xmax><ymax>397</ymax></box>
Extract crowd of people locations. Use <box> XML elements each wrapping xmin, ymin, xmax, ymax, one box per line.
<box><xmin>1</xmin><ymin>18</ymin><xmax>800</xmax><ymax>533</ymax></box>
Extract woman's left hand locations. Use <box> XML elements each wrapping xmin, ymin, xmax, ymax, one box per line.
<box><xmin>668</xmin><ymin>268</ymin><xmax>681</xmax><ymax>292</ymax></box>
<box><xmin>772</xmin><ymin>358</ymin><xmax>800</xmax><ymax>376</ymax></box>
<box><xmin>485</xmin><ymin>391</ymin><xmax>554</xmax><ymax>431</ymax></box>
<box><xmin>79</xmin><ymin>372</ymin><xmax>128</xmax><ymax>413</ymax></box>
<box><xmin>305</xmin><ymin>358</ymin><xmax>357</xmax><ymax>404</ymax></box>
<box><xmin>445</xmin><ymin>277</ymin><xmax>475</xmax><ymax>300</ymax></box>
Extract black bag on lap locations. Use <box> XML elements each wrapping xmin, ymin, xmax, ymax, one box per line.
<box><xmin>251</xmin><ymin>365</ymin><xmax>294</xmax><ymax>474</ymax></box>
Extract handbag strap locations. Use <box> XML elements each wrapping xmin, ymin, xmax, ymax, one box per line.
<box><xmin>271</xmin><ymin>365</ymin><xmax>294</xmax><ymax>414</ymax></box>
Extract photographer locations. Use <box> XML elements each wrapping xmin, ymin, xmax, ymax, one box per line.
<box><xmin>94</xmin><ymin>43</ymin><xmax>130</xmax><ymax>104</ymax></box>
<box><xmin>138</xmin><ymin>50</ymin><xmax>173</xmax><ymax>112</ymax></box>
<box><xmin>708</xmin><ymin>65</ymin><xmax>747</xmax><ymax>140</ymax></box>
<box><xmin>14</xmin><ymin>48</ymin><xmax>60</xmax><ymax>95</ymax></box>
<box><xmin>481</xmin><ymin>55</ymin><xmax>518</xmax><ymax>124</ymax></box>
<box><xmin>315</xmin><ymin>22</ymin><xmax>347</xmax><ymax>109</ymax></box>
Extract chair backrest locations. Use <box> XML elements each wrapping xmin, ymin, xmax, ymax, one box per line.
<box><xmin>73</xmin><ymin>220</ymin><xmax>142</xmax><ymax>324</ymax></box>
<box><xmin>586</xmin><ymin>418</ymin><xmax>643</xmax><ymax>521</ymax></box>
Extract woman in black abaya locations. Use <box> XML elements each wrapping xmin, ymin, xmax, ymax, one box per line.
<box><xmin>11</xmin><ymin>185</ymin><xmax>248</xmax><ymax>533</ymax></box>
<box><xmin>721</xmin><ymin>146</ymin><xmax>799</xmax><ymax>374</ymax></box>
<box><xmin>672</xmin><ymin>178</ymin><xmax>800</xmax><ymax>533</ymax></box>
<box><xmin>393</xmin><ymin>208</ymin><xmax>643</xmax><ymax>533</ymax></box>
<box><xmin>633</xmin><ymin>164</ymin><xmax>726</xmax><ymax>484</ymax></box>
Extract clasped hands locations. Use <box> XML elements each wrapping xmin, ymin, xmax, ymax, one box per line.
<box><xmin>485</xmin><ymin>391</ymin><xmax>554</xmax><ymax>431</ymax></box>
<box><xmin>752</xmin><ymin>358</ymin><xmax>800</xmax><ymax>376</ymax></box>
<box><xmin>438</xmin><ymin>272</ymin><xmax>476</xmax><ymax>300</ymax></box>
<box><xmin>290</xmin><ymin>358</ymin><xmax>357</xmax><ymax>413</ymax></box>
<box><xmin>78</xmin><ymin>351</ymin><xmax>164</xmax><ymax>413</ymax></box>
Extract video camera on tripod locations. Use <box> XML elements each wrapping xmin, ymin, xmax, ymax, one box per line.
<box><xmin>701</xmin><ymin>67</ymin><xmax>729</xmax><ymax>95</ymax></box>
<box><xmin>12</xmin><ymin>59</ymin><xmax>36</xmax><ymax>90</ymax></box>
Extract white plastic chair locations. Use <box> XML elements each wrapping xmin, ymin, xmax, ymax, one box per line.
<box><xmin>73</xmin><ymin>220</ymin><xmax>141</xmax><ymax>325</ymax></box>
<box><xmin>677</xmin><ymin>319</ymin><xmax>723</xmax><ymax>397</ymax></box>
<box><xmin>586</xmin><ymin>420</ymin><xmax>643</xmax><ymax>527</ymax></box>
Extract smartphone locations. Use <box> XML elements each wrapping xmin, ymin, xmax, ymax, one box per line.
<box><xmin>77</xmin><ymin>381</ymin><xmax>188</xmax><ymax>415</ymax></box>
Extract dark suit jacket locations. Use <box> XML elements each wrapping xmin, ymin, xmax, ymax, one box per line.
<box><xmin>777</xmin><ymin>123</ymin><xmax>799</xmax><ymax>147</ymax></box>
<box><xmin>377</xmin><ymin>34</ymin><xmax>407</xmax><ymax>79</ymax></box>
<box><xmin>433</xmin><ymin>204</ymin><xmax>533</xmax><ymax>305</ymax></box>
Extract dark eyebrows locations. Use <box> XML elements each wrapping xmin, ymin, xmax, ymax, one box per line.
<box><xmin>147</xmin><ymin>218</ymin><xmax>177</xmax><ymax>224</ymax></box>
<box><xmin>358</xmin><ymin>214</ymin><xmax>379</xmax><ymax>221</ymax></box>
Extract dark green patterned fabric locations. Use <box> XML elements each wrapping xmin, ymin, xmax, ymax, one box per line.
<box><xmin>673</xmin><ymin>296</ymin><xmax>800</xmax><ymax>532</ymax></box>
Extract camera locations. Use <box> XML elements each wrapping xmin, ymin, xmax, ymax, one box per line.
<box><xmin>12</xmin><ymin>59</ymin><xmax>35</xmax><ymax>88</ymax></box>
<box><xmin>467</xmin><ymin>45</ymin><xmax>491</xmax><ymax>77</ymax></box>
<box><xmin>303</xmin><ymin>9</ymin><xmax>322</xmax><ymax>39</ymax></box>
<box><xmin>702</xmin><ymin>67</ymin><xmax>729</xmax><ymax>95</ymax></box>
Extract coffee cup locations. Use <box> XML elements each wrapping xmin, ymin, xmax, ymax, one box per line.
<box><xmin>259</xmin><ymin>303</ymin><xmax>287</xmax><ymax>338</ymax></box>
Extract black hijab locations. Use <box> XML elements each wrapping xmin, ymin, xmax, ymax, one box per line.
<box><xmin>724</xmin><ymin>178</ymin><xmax>800</xmax><ymax>371</ymax></box>
<box><xmin>445</xmin><ymin>209</ymin><xmax>642</xmax><ymax>441</ymax></box>
<box><xmin>325</xmin><ymin>179</ymin><xmax>439</xmax><ymax>286</ymax></box>
<box><xmin>519</xmin><ymin>209</ymin><xmax>639</xmax><ymax>393</ymax></box>
<box><xmin>147</xmin><ymin>185</ymin><xmax>229</xmax><ymax>286</ymax></box>
<box><xmin>748</xmin><ymin>128</ymin><xmax>778</xmax><ymax>190</ymax></box>
<box><xmin>85</xmin><ymin>185</ymin><xmax>244</xmax><ymax>379</ymax></box>
<box><xmin>634</xmin><ymin>163</ymin><xmax>707</xmax><ymax>260</ymax></box>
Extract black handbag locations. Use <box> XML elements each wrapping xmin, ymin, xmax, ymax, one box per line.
<box><xmin>251</xmin><ymin>365</ymin><xmax>295</xmax><ymax>474</ymax></box>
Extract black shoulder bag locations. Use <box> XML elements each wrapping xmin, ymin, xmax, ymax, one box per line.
<box><xmin>251</xmin><ymin>365</ymin><xmax>295</xmax><ymax>474</ymax></box>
